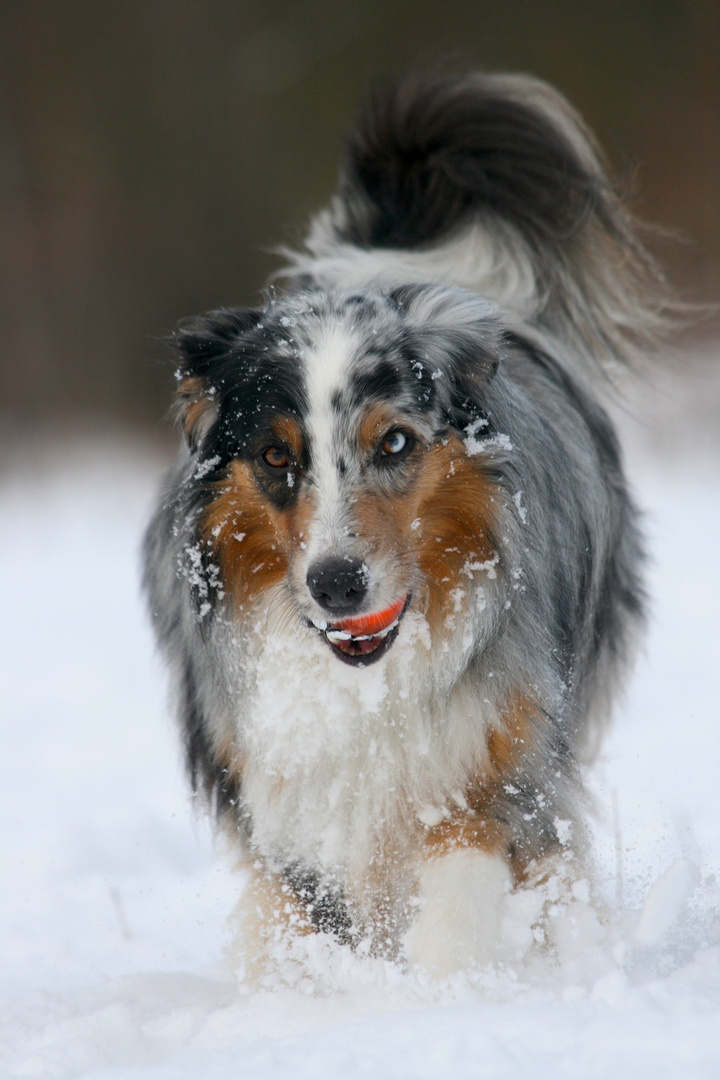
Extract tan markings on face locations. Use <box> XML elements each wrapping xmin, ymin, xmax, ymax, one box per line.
<box><xmin>358</xmin><ymin>403</ymin><xmax>403</xmax><ymax>457</ymax></box>
<box><xmin>175</xmin><ymin>376</ymin><xmax>215</xmax><ymax>445</ymax></box>
<box><xmin>201</xmin><ymin>460</ymin><xmax>315</xmax><ymax>607</ymax></box>
<box><xmin>421</xmin><ymin>693</ymin><xmax>547</xmax><ymax>882</ymax></box>
<box><xmin>351</xmin><ymin>433</ymin><xmax>499</xmax><ymax>631</ymax></box>
<box><xmin>413</xmin><ymin>436</ymin><xmax>500</xmax><ymax>630</ymax></box>
<box><xmin>270</xmin><ymin>415</ymin><xmax>304</xmax><ymax>463</ymax></box>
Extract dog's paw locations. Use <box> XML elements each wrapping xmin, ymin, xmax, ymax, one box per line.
<box><xmin>403</xmin><ymin>848</ymin><xmax>513</xmax><ymax>978</ymax></box>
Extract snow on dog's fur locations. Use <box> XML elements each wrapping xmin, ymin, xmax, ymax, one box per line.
<box><xmin>144</xmin><ymin>70</ymin><xmax>668</xmax><ymax>977</ymax></box>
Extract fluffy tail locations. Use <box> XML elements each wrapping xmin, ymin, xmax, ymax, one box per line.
<box><xmin>279</xmin><ymin>70</ymin><xmax>670</xmax><ymax>368</ymax></box>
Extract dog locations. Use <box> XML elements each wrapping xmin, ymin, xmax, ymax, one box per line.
<box><xmin>144</xmin><ymin>70</ymin><xmax>666</xmax><ymax>977</ymax></box>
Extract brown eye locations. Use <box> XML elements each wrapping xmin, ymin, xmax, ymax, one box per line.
<box><xmin>262</xmin><ymin>446</ymin><xmax>289</xmax><ymax>469</ymax></box>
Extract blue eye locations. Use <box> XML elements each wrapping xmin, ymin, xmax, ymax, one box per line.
<box><xmin>381</xmin><ymin>430</ymin><xmax>410</xmax><ymax>456</ymax></box>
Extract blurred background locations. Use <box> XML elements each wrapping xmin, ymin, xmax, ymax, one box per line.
<box><xmin>2</xmin><ymin>10</ymin><xmax>720</xmax><ymax>1066</ymax></box>
<box><xmin>0</xmin><ymin>0</ymin><xmax>718</xmax><ymax>438</ymax></box>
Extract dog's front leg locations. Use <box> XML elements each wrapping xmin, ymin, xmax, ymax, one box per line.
<box><xmin>403</xmin><ymin>815</ymin><xmax>513</xmax><ymax>977</ymax></box>
<box><xmin>232</xmin><ymin>862</ymin><xmax>313</xmax><ymax>982</ymax></box>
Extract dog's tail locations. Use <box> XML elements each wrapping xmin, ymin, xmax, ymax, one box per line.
<box><xmin>279</xmin><ymin>70</ymin><xmax>670</xmax><ymax>369</ymax></box>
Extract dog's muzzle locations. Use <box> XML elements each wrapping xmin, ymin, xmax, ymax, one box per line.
<box><xmin>307</xmin><ymin>586</ymin><xmax>410</xmax><ymax>666</ymax></box>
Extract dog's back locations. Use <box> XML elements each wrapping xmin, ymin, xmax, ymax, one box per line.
<box><xmin>144</xmin><ymin>71</ymin><xmax>667</xmax><ymax>977</ymax></box>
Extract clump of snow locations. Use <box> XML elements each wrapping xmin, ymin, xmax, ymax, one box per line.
<box><xmin>1</xmin><ymin>381</ymin><xmax>720</xmax><ymax>1078</ymax></box>
<box><xmin>512</xmin><ymin>489</ymin><xmax>528</xmax><ymax>523</ymax></box>
<box><xmin>463</xmin><ymin>417</ymin><xmax>489</xmax><ymax>455</ymax></box>
<box><xmin>194</xmin><ymin>454</ymin><xmax>221</xmax><ymax>479</ymax></box>
<box><xmin>463</xmin><ymin>419</ymin><xmax>514</xmax><ymax>457</ymax></box>
<box><xmin>554</xmin><ymin>817</ymin><xmax>573</xmax><ymax>846</ymax></box>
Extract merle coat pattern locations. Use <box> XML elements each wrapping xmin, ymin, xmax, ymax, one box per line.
<box><xmin>144</xmin><ymin>71</ymin><xmax>665</xmax><ymax>976</ymax></box>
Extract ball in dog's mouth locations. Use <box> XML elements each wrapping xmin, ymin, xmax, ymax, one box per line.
<box><xmin>311</xmin><ymin>594</ymin><xmax>409</xmax><ymax>666</ymax></box>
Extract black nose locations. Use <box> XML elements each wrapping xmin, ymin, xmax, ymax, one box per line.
<box><xmin>307</xmin><ymin>557</ymin><xmax>369</xmax><ymax>614</ymax></box>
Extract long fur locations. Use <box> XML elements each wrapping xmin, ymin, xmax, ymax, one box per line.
<box><xmin>144</xmin><ymin>70</ymin><xmax>665</xmax><ymax>976</ymax></box>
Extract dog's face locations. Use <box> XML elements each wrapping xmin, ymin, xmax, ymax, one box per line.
<box><xmin>176</xmin><ymin>287</ymin><xmax>503</xmax><ymax>666</ymax></box>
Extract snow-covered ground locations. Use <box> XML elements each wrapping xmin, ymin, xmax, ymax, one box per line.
<box><xmin>2</xmin><ymin>353</ymin><xmax>720</xmax><ymax>1079</ymax></box>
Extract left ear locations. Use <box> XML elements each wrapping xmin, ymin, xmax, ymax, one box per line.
<box><xmin>171</xmin><ymin>307</ymin><xmax>264</xmax><ymax>450</ymax></box>
<box><xmin>390</xmin><ymin>284</ymin><xmax>502</xmax><ymax>425</ymax></box>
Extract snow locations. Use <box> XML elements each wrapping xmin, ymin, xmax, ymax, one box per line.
<box><xmin>2</xmin><ymin>355</ymin><xmax>720</xmax><ymax>1078</ymax></box>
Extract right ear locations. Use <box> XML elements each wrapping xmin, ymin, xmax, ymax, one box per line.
<box><xmin>171</xmin><ymin>307</ymin><xmax>263</xmax><ymax>450</ymax></box>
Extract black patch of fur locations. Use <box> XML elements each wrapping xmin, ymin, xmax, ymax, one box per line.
<box><xmin>181</xmin><ymin>659</ymin><xmax>243</xmax><ymax>821</ymax></box>
<box><xmin>175</xmin><ymin>307</ymin><xmax>310</xmax><ymax>484</ymax></box>
<box><xmin>350</xmin><ymin>357</ymin><xmax>404</xmax><ymax>405</ymax></box>
<box><xmin>337</xmin><ymin>71</ymin><xmax>620</xmax><ymax>252</ymax></box>
<box><xmin>174</xmin><ymin>308</ymin><xmax>265</xmax><ymax>377</ymax></box>
<box><xmin>284</xmin><ymin>866</ymin><xmax>353</xmax><ymax>943</ymax></box>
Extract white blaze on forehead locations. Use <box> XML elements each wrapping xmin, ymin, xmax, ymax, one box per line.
<box><xmin>303</xmin><ymin>318</ymin><xmax>358</xmax><ymax>551</ymax></box>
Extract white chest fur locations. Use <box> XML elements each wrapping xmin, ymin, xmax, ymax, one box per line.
<box><xmin>236</xmin><ymin>606</ymin><xmax>489</xmax><ymax>901</ymax></box>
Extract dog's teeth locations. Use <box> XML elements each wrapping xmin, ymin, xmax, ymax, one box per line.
<box><xmin>325</xmin><ymin>616</ymin><xmax>401</xmax><ymax>646</ymax></box>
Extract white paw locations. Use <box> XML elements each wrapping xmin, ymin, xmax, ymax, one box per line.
<box><xmin>403</xmin><ymin>848</ymin><xmax>512</xmax><ymax>977</ymax></box>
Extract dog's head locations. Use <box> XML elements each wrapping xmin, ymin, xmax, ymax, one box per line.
<box><xmin>174</xmin><ymin>286</ymin><xmax>505</xmax><ymax>666</ymax></box>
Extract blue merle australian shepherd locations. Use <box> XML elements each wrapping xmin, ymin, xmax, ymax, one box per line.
<box><xmin>144</xmin><ymin>71</ymin><xmax>667</xmax><ymax>976</ymax></box>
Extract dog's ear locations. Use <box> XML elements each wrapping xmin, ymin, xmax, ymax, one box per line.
<box><xmin>171</xmin><ymin>308</ymin><xmax>263</xmax><ymax>450</ymax></box>
<box><xmin>389</xmin><ymin>285</ymin><xmax>501</xmax><ymax>426</ymax></box>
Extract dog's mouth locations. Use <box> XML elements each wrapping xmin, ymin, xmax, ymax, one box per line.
<box><xmin>310</xmin><ymin>594</ymin><xmax>409</xmax><ymax>666</ymax></box>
